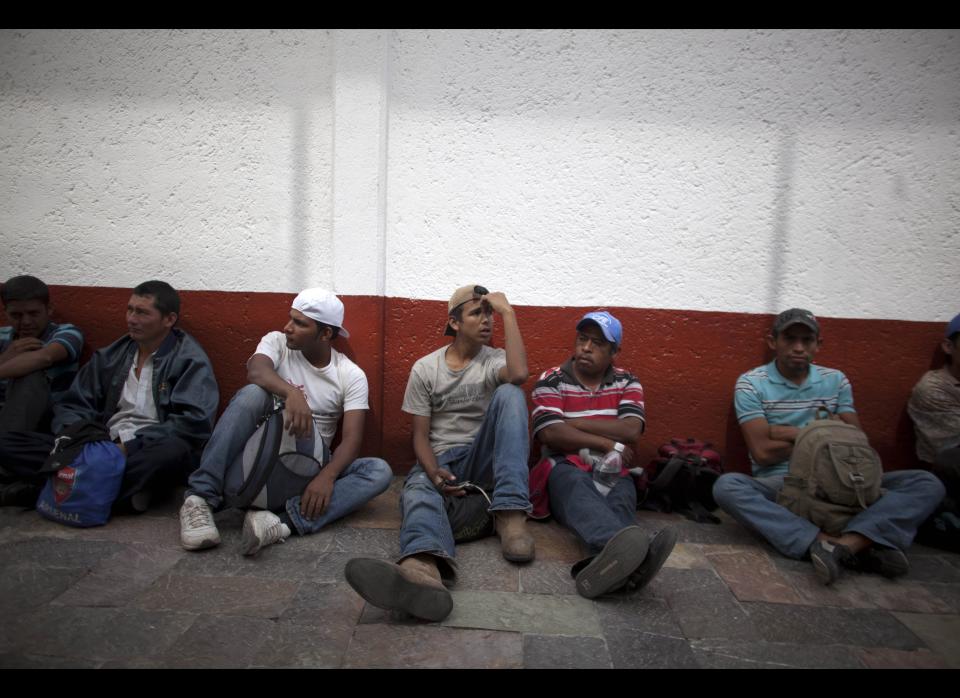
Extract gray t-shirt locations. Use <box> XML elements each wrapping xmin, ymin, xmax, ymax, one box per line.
<box><xmin>402</xmin><ymin>344</ymin><xmax>507</xmax><ymax>456</ymax></box>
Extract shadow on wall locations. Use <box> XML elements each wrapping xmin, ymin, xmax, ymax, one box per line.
<box><xmin>767</xmin><ymin>125</ymin><xmax>796</xmax><ymax>314</ymax></box>
<box><xmin>49</xmin><ymin>286</ymin><xmax>941</xmax><ymax>476</ymax></box>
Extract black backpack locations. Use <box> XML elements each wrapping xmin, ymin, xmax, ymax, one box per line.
<box><xmin>639</xmin><ymin>438</ymin><xmax>724</xmax><ymax>524</ymax></box>
<box><xmin>443</xmin><ymin>482</ymin><xmax>495</xmax><ymax>543</ymax></box>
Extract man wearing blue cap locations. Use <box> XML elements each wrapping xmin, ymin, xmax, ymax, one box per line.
<box><xmin>529</xmin><ymin>310</ymin><xmax>677</xmax><ymax>599</ymax></box>
<box><xmin>179</xmin><ymin>288</ymin><xmax>392</xmax><ymax>555</ymax></box>
<box><xmin>713</xmin><ymin>308</ymin><xmax>945</xmax><ymax>585</ymax></box>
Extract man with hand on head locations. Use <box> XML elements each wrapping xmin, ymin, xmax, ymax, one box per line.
<box><xmin>345</xmin><ymin>284</ymin><xmax>533</xmax><ymax>622</ymax></box>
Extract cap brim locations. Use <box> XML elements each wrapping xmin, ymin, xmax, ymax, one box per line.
<box><xmin>576</xmin><ymin>318</ymin><xmax>617</xmax><ymax>345</ymax></box>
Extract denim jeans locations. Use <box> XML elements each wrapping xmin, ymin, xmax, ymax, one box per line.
<box><xmin>547</xmin><ymin>460</ymin><xmax>638</xmax><ymax>555</ymax></box>
<box><xmin>186</xmin><ymin>384</ymin><xmax>392</xmax><ymax>535</ymax></box>
<box><xmin>398</xmin><ymin>383</ymin><xmax>531</xmax><ymax>571</ymax></box>
<box><xmin>713</xmin><ymin>470</ymin><xmax>946</xmax><ymax>559</ymax></box>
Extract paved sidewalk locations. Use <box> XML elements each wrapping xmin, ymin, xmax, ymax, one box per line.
<box><xmin>1</xmin><ymin>477</ymin><xmax>958</xmax><ymax>669</ymax></box>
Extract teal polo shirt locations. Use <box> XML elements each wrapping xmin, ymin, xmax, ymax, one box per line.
<box><xmin>734</xmin><ymin>360</ymin><xmax>856</xmax><ymax>477</ymax></box>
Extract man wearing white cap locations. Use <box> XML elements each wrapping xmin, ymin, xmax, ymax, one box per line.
<box><xmin>179</xmin><ymin>288</ymin><xmax>392</xmax><ymax>555</ymax></box>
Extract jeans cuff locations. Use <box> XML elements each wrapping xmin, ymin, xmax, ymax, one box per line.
<box><xmin>397</xmin><ymin>549</ymin><xmax>458</xmax><ymax>582</ymax></box>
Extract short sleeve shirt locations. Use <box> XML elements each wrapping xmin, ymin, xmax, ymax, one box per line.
<box><xmin>253</xmin><ymin>331</ymin><xmax>368</xmax><ymax>447</ymax></box>
<box><xmin>908</xmin><ymin>367</ymin><xmax>960</xmax><ymax>463</ymax></box>
<box><xmin>734</xmin><ymin>360</ymin><xmax>856</xmax><ymax>477</ymax></box>
<box><xmin>531</xmin><ymin>359</ymin><xmax>646</xmax><ymax>461</ymax></box>
<box><xmin>401</xmin><ymin>344</ymin><xmax>507</xmax><ymax>456</ymax></box>
<box><xmin>0</xmin><ymin>321</ymin><xmax>84</xmax><ymax>404</ymax></box>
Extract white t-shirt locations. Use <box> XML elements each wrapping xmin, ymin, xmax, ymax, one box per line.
<box><xmin>252</xmin><ymin>332</ymin><xmax>369</xmax><ymax>448</ymax></box>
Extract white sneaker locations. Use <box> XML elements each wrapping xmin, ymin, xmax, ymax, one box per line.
<box><xmin>180</xmin><ymin>495</ymin><xmax>220</xmax><ymax>551</ymax></box>
<box><xmin>241</xmin><ymin>510</ymin><xmax>291</xmax><ymax>556</ymax></box>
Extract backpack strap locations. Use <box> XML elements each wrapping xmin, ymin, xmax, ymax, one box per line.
<box><xmin>225</xmin><ymin>403</ymin><xmax>285</xmax><ymax>509</ymax></box>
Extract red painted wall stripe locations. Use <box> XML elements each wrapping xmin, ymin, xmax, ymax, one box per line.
<box><xmin>46</xmin><ymin>286</ymin><xmax>947</xmax><ymax>475</ymax></box>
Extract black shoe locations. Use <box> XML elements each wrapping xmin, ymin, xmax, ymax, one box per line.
<box><xmin>0</xmin><ymin>482</ymin><xmax>41</xmax><ymax>508</ymax></box>
<box><xmin>575</xmin><ymin>526</ymin><xmax>650</xmax><ymax>599</ymax></box>
<box><xmin>859</xmin><ymin>546</ymin><xmax>910</xmax><ymax>579</ymax></box>
<box><xmin>623</xmin><ymin>527</ymin><xmax>679</xmax><ymax>593</ymax></box>
<box><xmin>809</xmin><ymin>539</ymin><xmax>853</xmax><ymax>585</ymax></box>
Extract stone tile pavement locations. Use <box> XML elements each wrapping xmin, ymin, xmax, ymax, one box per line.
<box><xmin>1</xmin><ymin>476</ymin><xmax>959</xmax><ymax>669</ymax></box>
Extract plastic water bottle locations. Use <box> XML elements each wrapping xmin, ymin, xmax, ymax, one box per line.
<box><xmin>581</xmin><ymin>448</ymin><xmax>622</xmax><ymax>496</ymax></box>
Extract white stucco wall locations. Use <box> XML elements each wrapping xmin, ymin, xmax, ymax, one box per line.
<box><xmin>1</xmin><ymin>29</ymin><xmax>957</xmax><ymax>320</ymax></box>
<box><xmin>0</xmin><ymin>29</ymin><xmax>335</xmax><ymax>293</ymax></box>
<box><xmin>385</xmin><ymin>29</ymin><xmax>960</xmax><ymax>320</ymax></box>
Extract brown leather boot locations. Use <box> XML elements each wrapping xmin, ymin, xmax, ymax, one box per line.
<box><xmin>345</xmin><ymin>555</ymin><xmax>453</xmax><ymax>622</ymax></box>
<box><xmin>495</xmin><ymin>510</ymin><xmax>535</xmax><ymax>562</ymax></box>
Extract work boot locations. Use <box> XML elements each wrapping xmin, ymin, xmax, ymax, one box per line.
<box><xmin>495</xmin><ymin>510</ymin><xmax>535</xmax><ymax>562</ymax></box>
<box><xmin>345</xmin><ymin>555</ymin><xmax>453</xmax><ymax>622</ymax></box>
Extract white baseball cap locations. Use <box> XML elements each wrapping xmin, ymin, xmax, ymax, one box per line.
<box><xmin>291</xmin><ymin>288</ymin><xmax>350</xmax><ymax>338</ymax></box>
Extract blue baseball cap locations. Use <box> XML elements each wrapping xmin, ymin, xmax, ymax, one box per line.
<box><xmin>946</xmin><ymin>313</ymin><xmax>960</xmax><ymax>339</ymax></box>
<box><xmin>576</xmin><ymin>310</ymin><xmax>623</xmax><ymax>347</ymax></box>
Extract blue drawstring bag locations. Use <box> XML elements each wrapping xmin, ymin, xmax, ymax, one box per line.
<box><xmin>36</xmin><ymin>441</ymin><xmax>126</xmax><ymax>527</ymax></box>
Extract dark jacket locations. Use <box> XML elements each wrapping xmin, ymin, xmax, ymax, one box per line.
<box><xmin>52</xmin><ymin>328</ymin><xmax>219</xmax><ymax>454</ymax></box>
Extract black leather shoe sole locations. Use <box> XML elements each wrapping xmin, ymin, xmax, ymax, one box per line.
<box><xmin>575</xmin><ymin>526</ymin><xmax>650</xmax><ymax>599</ymax></box>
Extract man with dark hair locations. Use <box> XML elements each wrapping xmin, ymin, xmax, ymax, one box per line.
<box><xmin>345</xmin><ymin>284</ymin><xmax>532</xmax><ymax>622</ymax></box>
<box><xmin>529</xmin><ymin>310</ymin><xmax>677</xmax><ymax>599</ymax></box>
<box><xmin>908</xmin><ymin>313</ymin><xmax>960</xmax><ymax>467</ymax></box>
<box><xmin>0</xmin><ymin>275</ymin><xmax>83</xmax><ymax>433</ymax></box>
<box><xmin>179</xmin><ymin>288</ymin><xmax>392</xmax><ymax>555</ymax></box>
<box><xmin>713</xmin><ymin>308</ymin><xmax>945</xmax><ymax>585</ymax></box>
<box><xmin>907</xmin><ymin>313</ymin><xmax>960</xmax><ymax>551</ymax></box>
<box><xmin>0</xmin><ymin>280</ymin><xmax>218</xmax><ymax>512</ymax></box>
<box><xmin>132</xmin><ymin>280</ymin><xmax>181</xmax><ymax>318</ymax></box>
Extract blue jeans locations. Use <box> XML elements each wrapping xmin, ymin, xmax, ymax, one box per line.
<box><xmin>548</xmin><ymin>461</ymin><xmax>638</xmax><ymax>555</ymax></box>
<box><xmin>713</xmin><ymin>470</ymin><xmax>946</xmax><ymax>559</ymax></box>
<box><xmin>186</xmin><ymin>384</ymin><xmax>392</xmax><ymax>535</ymax></box>
<box><xmin>398</xmin><ymin>384</ymin><xmax>531</xmax><ymax>573</ymax></box>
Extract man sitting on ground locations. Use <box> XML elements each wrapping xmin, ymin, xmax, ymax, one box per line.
<box><xmin>345</xmin><ymin>284</ymin><xmax>533</xmax><ymax>622</ymax></box>
<box><xmin>908</xmin><ymin>312</ymin><xmax>960</xmax><ymax>468</ymax></box>
<box><xmin>0</xmin><ymin>275</ymin><xmax>83</xmax><ymax>434</ymax></box>
<box><xmin>907</xmin><ymin>312</ymin><xmax>960</xmax><ymax>550</ymax></box>
<box><xmin>0</xmin><ymin>280</ymin><xmax>218</xmax><ymax>512</ymax></box>
<box><xmin>529</xmin><ymin>310</ymin><xmax>677</xmax><ymax>599</ymax></box>
<box><xmin>713</xmin><ymin>308</ymin><xmax>945</xmax><ymax>585</ymax></box>
<box><xmin>179</xmin><ymin>288</ymin><xmax>392</xmax><ymax>556</ymax></box>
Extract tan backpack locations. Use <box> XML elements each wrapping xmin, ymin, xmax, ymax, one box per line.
<box><xmin>776</xmin><ymin>411</ymin><xmax>883</xmax><ymax>535</ymax></box>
